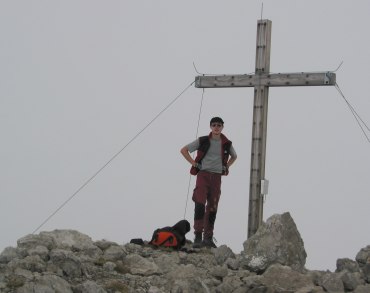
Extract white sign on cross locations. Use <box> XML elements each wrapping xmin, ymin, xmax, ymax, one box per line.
<box><xmin>194</xmin><ymin>19</ymin><xmax>336</xmax><ymax>238</ymax></box>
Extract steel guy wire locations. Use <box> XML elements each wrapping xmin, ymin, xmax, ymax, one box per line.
<box><xmin>183</xmin><ymin>88</ymin><xmax>205</xmax><ymax>219</ymax></box>
<box><xmin>335</xmin><ymin>82</ymin><xmax>370</xmax><ymax>143</ymax></box>
<box><xmin>32</xmin><ymin>80</ymin><xmax>195</xmax><ymax>234</ymax></box>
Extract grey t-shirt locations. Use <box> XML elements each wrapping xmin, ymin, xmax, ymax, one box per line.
<box><xmin>186</xmin><ymin>138</ymin><xmax>237</xmax><ymax>174</ymax></box>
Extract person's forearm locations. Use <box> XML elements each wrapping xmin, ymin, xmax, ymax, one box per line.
<box><xmin>227</xmin><ymin>156</ymin><xmax>237</xmax><ymax>168</ymax></box>
<box><xmin>180</xmin><ymin>147</ymin><xmax>196</xmax><ymax>166</ymax></box>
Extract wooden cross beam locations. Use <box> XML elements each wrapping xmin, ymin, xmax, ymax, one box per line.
<box><xmin>194</xmin><ymin>19</ymin><xmax>336</xmax><ymax>238</ymax></box>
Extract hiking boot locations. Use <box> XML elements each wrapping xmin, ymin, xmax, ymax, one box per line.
<box><xmin>193</xmin><ymin>233</ymin><xmax>203</xmax><ymax>248</ymax></box>
<box><xmin>202</xmin><ymin>236</ymin><xmax>217</xmax><ymax>248</ymax></box>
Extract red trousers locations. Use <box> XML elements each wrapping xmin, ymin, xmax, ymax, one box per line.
<box><xmin>192</xmin><ymin>171</ymin><xmax>222</xmax><ymax>238</ymax></box>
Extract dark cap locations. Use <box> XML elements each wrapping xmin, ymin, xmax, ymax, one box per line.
<box><xmin>210</xmin><ymin>117</ymin><xmax>224</xmax><ymax>125</ymax></box>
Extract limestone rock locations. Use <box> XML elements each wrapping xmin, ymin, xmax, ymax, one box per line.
<box><xmin>49</xmin><ymin>249</ymin><xmax>82</xmax><ymax>278</ymax></box>
<box><xmin>28</xmin><ymin>245</ymin><xmax>49</xmax><ymax>261</ymax></box>
<box><xmin>74</xmin><ymin>280</ymin><xmax>107</xmax><ymax>293</ymax></box>
<box><xmin>354</xmin><ymin>284</ymin><xmax>370</xmax><ymax>293</ymax></box>
<box><xmin>213</xmin><ymin>244</ymin><xmax>235</xmax><ymax>265</ymax></box>
<box><xmin>94</xmin><ymin>239</ymin><xmax>119</xmax><ymax>251</ymax></box>
<box><xmin>8</xmin><ymin>255</ymin><xmax>46</xmax><ymax>273</ymax></box>
<box><xmin>210</xmin><ymin>265</ymin><xmax>228</xmax><ymax>279</ymax></box>
<box><xmin>102</xmin><ymin>245</ymin><xmax>126</xmax><ymax>261</ymax></box>
<box><xmin>261</xmin><ymin>264</ymin><xmax>314</xmax><ymax>291</ymax></box>
<box><xmin>320</xmin><ymin>272</ymin><xmax>345</xmax><ymax>293</ymax></box>
<box><xmin>17</xmin><ymin>233</ymin><xmax>55</xmax><ymax>251</ymax></box>
<box><xmin>41</xmin><ymin>230</ymin><xmax>102</xmax><ymax>257</ymax></box>
<box><xmin>336</xmin><ymin>258</ymin><xmax>360</xmax><ymax>273</ymax></box>
<box><xmin>296</xmin><ymin>286</ymin><xmax>326</xmax><ymax>293</ymax></box>
<box><xmin>164</xmin><ymin>264</ymin><xmax>206</xmax><ymax>292</ymax></box>
<box><xmin>124</xmin><ymin>254</ymin><xmax>160</xmax><ymax>276</ymax></box>
<box><xmin>241</xmin><ymin>212</ymin><xmax>307</xmax><ymax>273</ymax></box>
<box><xmin>355</xmin><ymin>245</ymin><xmax>370</xmax><ymax>283</ymax></box>
<box><xmin>15</xmin><ymin>274</ymin><xmax>73</xmax><ymax>293</ymax></box>
<box><xmin>0</xmin><ymin>247</ymin><xmax>19</xmax><ymax>264</ymax></box>
<box><xmin>362</xmin><ymin>263</ymin><xmax>370</xmax><ymax>283</ymax></box>
<box><xmin>215</xmin><ymin>274</ymin><xmax>244</xmax><ymax>293</ymax></box>
<box><xmin>340</xmin><ymin>271</ymin><xmax>365</xmax><ymax>291</ymax></box>
<box><xmin>225</xmin><ymin>257</ymin><xmax>240</xmax><ymax>270</ymax></box>
<box><xmin>153</xmin><ymin>252</ymin><xmax>180</xmax><ymax>274</ymax></box>
<box><xmin>355</xmin><ymin>245</ymin><xmax>370</xmax><ymax>268</ymax></box>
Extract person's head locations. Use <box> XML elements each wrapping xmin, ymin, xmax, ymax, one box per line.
<box><xmin>210</xmin><ymin>117</ymin><xmax>224</xmax><ymax>134</ymax></box>
<box><xmin>210</xmin><ymin>117</ymin><xmax>224</xmax><ymax>126</ymax></box>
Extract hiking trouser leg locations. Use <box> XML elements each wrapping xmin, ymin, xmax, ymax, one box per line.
<box><xmin>192</xmin><ymin>171</ymin><xmax>209</xmax><ymax>234</ymax></box>
<box><xmin>203</xmin><ymin>173</ymin><xmax>221</xmax><ymax>238</ymax></box>
<box><xmin>192</xmin><ymin>171</ymin><xmax>221</xmax><ymax>238</ymax></box>
<box><xmin>193</xmin><ymin>202</ymin><xmax>205</xmax><ymax>234</ymax></box>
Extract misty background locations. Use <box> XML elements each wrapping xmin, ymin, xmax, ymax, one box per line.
<box><xmin>1</xmin><ymin>0</ymin><xmax>369</xmax><ymax>271</ymax></box>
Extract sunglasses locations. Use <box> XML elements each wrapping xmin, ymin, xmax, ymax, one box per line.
<box><xmin>211</xmin><ymin>123</ymin><xmax>223</xmax><ymax>128</ymax></box>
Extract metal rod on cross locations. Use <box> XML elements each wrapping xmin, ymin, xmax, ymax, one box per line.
<box><xmin>194</xmin><ymin>19</ymin><xmax>336</xmax><ymax>238</ymax></box>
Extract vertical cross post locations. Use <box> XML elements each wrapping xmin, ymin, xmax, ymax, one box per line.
<box><xmin>248</xmin><ymin>20</ymin><xmax>272</xmax><ymax>237</ymax></box>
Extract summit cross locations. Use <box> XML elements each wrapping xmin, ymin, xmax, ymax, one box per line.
<box><xmin>194</xmin><ymin>19</ymin><xmax>336</xmax><ymax>238</ymax></box>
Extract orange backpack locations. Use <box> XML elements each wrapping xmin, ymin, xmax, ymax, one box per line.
<box><xmin>149</xmin><ymin>220</ymin><xmax>190</xmax><ymax>249</ymax></box>
<box><xmin>149</xmin><ymin>229</ymin><xmax>179</xmax><ymax>248</ymax></box>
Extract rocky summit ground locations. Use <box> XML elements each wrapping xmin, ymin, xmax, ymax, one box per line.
<box><xmin>0</xmin><ymin>212</ymin><xmax>369</xmax><ymax>293</ymax></box>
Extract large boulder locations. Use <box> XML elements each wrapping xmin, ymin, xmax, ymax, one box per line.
<box><xmin>241</xmin><ymin>212</ymin><xmax>307</xmax><ymax>273</ymax></box>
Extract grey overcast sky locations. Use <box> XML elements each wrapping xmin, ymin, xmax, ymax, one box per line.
<box><xmin>1</xmin><ymin>0</ymin><xmax>369</xmax><ymax>271</ymax></box>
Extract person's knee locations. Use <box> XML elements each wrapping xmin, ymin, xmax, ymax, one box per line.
<box><xmin>194</xmin><ymin>202</ymin><xmax>205</xmax><ymax>220</ymax></box>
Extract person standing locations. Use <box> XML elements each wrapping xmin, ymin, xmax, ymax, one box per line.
<box><xmin>180</xmin><ymin>117</ymin><xmax>237</xmax><ymax>248</ymax></box>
